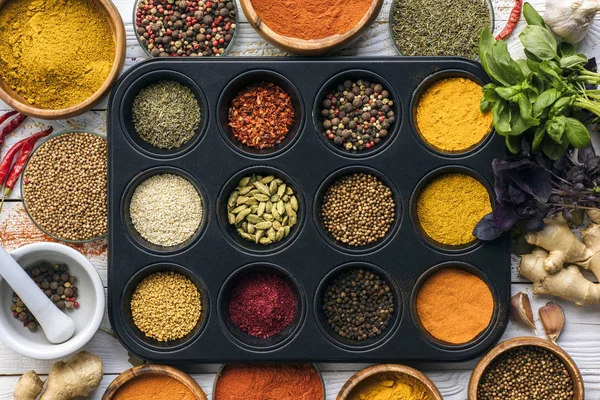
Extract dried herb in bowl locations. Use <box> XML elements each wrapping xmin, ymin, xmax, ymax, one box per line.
<box><xmin>390</xmin><ymin>0</ymin><xmax>491</xmax><ymax>58</ymax></box>
<box><xmin>132</xmin><ymin>81</ymin><xmax>201</xmax><ymax>150</ymax></box>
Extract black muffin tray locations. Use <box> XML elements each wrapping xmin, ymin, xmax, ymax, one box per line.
<box><xmin>107</xmin><ymin>57</ymin><xmax>510</xmax><ymax>363</ymax></box>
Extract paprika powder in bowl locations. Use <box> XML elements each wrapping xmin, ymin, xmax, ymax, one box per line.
<box><xmin>239</xmin><ymin>0</ymin><xmax>384</xmax><ymax>55</ymax></box>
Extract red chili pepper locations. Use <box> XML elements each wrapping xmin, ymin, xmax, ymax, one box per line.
<box><xmin>0</xmin><ymin>141</ymin><xmax>24</xmax><ymax>186</ymax></box>
<box><xmin>1</xmin><ymin>127</ymin><xmax>53</xmax><ymax>208</ymax></box>
<box><xmin>0</xmin><ymin>111</ymin><xmax>17</xmax><ymax>127</ymax></box>
<box><xmin>0</xmin><ymin>113</ymin><xmax>26</xmax><ymax>150</ymax></box>
<box><xmin>496</xmin><ymin>0</ymin><xmax>523</xmax><ymax>41</ymax></box>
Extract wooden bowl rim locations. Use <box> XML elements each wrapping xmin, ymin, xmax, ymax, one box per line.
<box><xmin>0</xmin><ymin>0</ymin><xmax>126</xmax><ymax>119</ymax></box>
<box><xmin>239</xmin><ymin>0</ymin><xmax>383</xmax><ymax>54</ymax></box>
<box><xmin>467</xmin><ymin>336</ymin><xmax>584</xmax><ymax>400</ymax></box>
<box><xmin>102</xmin><ymin>364</ymin><xmax>208</xmax><ymax>400</ymax></box>
<box><xmin>336</xmin><ymin>364</ymin><xmax>443</xmax><ymax>400</ymax></box>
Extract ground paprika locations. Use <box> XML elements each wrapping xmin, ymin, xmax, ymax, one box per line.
<box><xmin>214</xmin><ymin>364</ymin><xmax>325</xmax><ymax>400</ymax></box>
<box><xmin>250</xmin><ymin>0</ymin><xmax>373</xmax><ymax>40</ymax></box>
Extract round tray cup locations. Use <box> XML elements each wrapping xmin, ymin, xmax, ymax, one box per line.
<box><xmin>21</xmin><ymin>130</ymin><xmax>107</xmax><ymax>244</ymax></box>
<box><xmin>312</xmin><ymin>69</ymin><xmax>401</xmax><ymax>159</ymax></box>
<box><xmin>0</xmin><ymin>0</ymin><xmax>126</xmax><ymax>120</ymax></box>
<box><xmin>409</xmin><ymin>165</ymin><xmax>494</xmax><ymax>254</ymax></box>
<box><xmin>217</xmin><ymin>263</ymin><xmax>306</xmax><ymax>351</ymax></box>
<box><xmin>314</xmin><ymin>262</ymin><xmax>402</xmax><ymax>351</ymax></box>
<box><xmin>119</xmin><ymin>70</ymin><xmax>209</xmax><ymax>159</ymax></box>
<box><xmin>212</xmin><ymin>363</ymin><xmax>325</xmax><ymax>400</ymax></box>
<box><xmin>121</xmin><ymin>166</ymin><xmax>209</xmax><ymax>254</ymax></box>
<box><xmin>239</xmin><ymin>0</ymin><xmax>383</xmax><ymax>55</ymax></box>
<box><xmin>337</xmin><ymin>364</ymin><xmax>442</xmax><ymax>400</ymax></box>
<box><xmin>217</xmin><ymin>70</ymin><xmax>304</xmax><ymax>158</ymax></box>
<box><xmin>120</xmin><ymin>263</ymin><xmax>209</xmax><ymax>352</ymax></box>
<box><xmin>102</xmin><ymin>364</ymin><xmax>208</xmax><ymax>400</ymax></box>
<box><xmin>409</xmin><ymin>69</ymin><xmax>494</xmax><ymax>157</ymax></box>
<box><xmin>467</xmin><ymin>337</ymin><xmax>584</xmax><ymax>400</ymax></box>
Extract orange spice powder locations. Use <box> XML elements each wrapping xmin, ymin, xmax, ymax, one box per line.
<box><xmin>250</xmin><ymin>0</ymin><xmax>373</xmax><ymax>40</ymax></box>
<box><xmin>113</xmin><ymin>375</ymin><xmax>196</xmax><ymax>400</ymax></box>
<box><xmin>416</xmin><ymin>268</ymin><xmax>494</xmax><ymax>345</ymax></box>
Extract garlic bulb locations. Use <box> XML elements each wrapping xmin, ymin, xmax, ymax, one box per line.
<box><xmin>545</xmin><ymin>0</ymin><xmax>600</xmax><ymax>43</ymax></box>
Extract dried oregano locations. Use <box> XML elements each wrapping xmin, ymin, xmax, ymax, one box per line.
<box><xmin>132</xmin><ymin>80</ymin><xmax>201</xmax><ymax>149</ymax></box>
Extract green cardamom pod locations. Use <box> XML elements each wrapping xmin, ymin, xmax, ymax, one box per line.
<box><xmin>277</xmin><ymin>201</ymin><xmax>285</xmax><ymax>215</ymax></box>
<box><xmin>236</xmin><ymin>196</ymin><xmax>249</xmax><ymax>206</ymax></box>
<box><xmin>255</xmin><ymin>221</ymin><xmax>272</xmax><ymax>230</ymax></box>
<box><xmin>263</xmin><ymin>213</ymin><xmax>274</xmax><ymax>222</ymax></box>
<box><xmin>276</xmin><ymin>229</ymin><xmax>285</xmax><ymax>241</ymax></box>
<box><xmin>277</xmin><ymin>184</ymin><xmax>286</xmax><ymax>197</ymax></box>
<box><xmin>255</xmin><ymin>229</ymin><xmax>264</xmax><ymax>243</ymax></box>
<box><xmin>257</xmin><ymin>202</ymin><xmax>266</xmax><ymax>217</ymax></box>
<box><xmin>239</xmin><ymin>177</ymin><xmax>251</xmax><ymax>187</ymax></box>
<box><xmin>290</xmin><ymin>196</ymin><xmax>298</xmax><ymax>212</ymax></box>
<box><xmin>273</xmin><ymin>221</ymin><xmax>282</xmax><ymax>231</ymax></box>
<box><xmin>267</xmin><ymin>228</ymin><xmax>276</xmax><ymax>241</ymax></box>
<box><xmin>254</xmin><ymin>193</ymin><xmax>270</xmax><ymax>202</ymax></box>
<box><xmin>270</xmin><ymin>194</ymin><xmax>280</xmax><ymax>203</ymax></box>
<box><xmin>260</xmin><ymin>175</ymin><xmax>275</xmax><ymax>184</ymax></box>
<box><xmin>235</xmin><ymin>208</ymin><xmax>252</xmax><ymax>224</ymax></box>
<box><xmin>228</xmin><ymin>192</ymin><xmax>239</xmax><ymax>208</ymax></box>
<box><xmin>238</xmin><ymin>186</ymin><xmax>253</xmax><ymax>195</ymax></box>
<box><xmin>254</xmin><ymin>181</ymin><xmax>271</xmax><ymax>196</ymax></box>
<box><xmin>259</xmin><ymin>237</ymin><xmax>272</xmax><ymax>245</ymax></box>
<box><xmin>269</xmin><ymin>180</ymin><xmax>278</xmax><ymax>195</ymax></box>
<box><xmin>245</xmin><ymin>198</ymin><xmax>259</xmax><ymax>206</ymax></box>
<box><xmin>228</xmin><ymin>213</ymin><xmax>236</xmax><ymax>225</ymax></box>
<box><xmin>247</xmin><ymin>223</ymin><xmax>255</xmax><ymax>234</ymax></box>
<box><xmin>286</xmin><ymin>187</ymin><xmax>294</xmax><ymax>195</ymax></box>
<box><xmin>231</xmin><ymin>205</ymin><xmax>247</xmax><ymax>214</ymax></box>
<box><xmin>246</xmin><ymin>214</ymin><xmax>262</xmax><ymax>224</ymax></box>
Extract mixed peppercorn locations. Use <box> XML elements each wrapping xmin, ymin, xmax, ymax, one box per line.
<box><xmin>135</xmin><ymin>0</ymin><xmax>237</xmax><ymax>57</ymax></box>
<box><xmin>320</xmin><ymin>79</ymin><xmax>395</xmax><ymax>152</ymax></box>
<box><xmin>11</xmin><ymin>262</ymin><xmax>79</xmax><ymax>333</ymax></box>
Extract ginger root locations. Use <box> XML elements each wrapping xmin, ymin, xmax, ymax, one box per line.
<box><xmin>13</xmin><ymin>351</ymin><xmax>103</xmax><ymax>400</ymax></box>
<box><xmin>13</xmin><ymin>371</ymin><xmax>44</xmax><ymax>400</ymax></box>
<box><xmin>519</xmin><ymin>209</ymin><xmax>600</xmax><ymax>306</ymax></box>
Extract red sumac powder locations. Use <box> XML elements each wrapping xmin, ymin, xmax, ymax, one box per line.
<box><xmin>228</xmin><ymin>82</ymin><xmax>294</xmax><ymax>149</ymax></box>
<box><xmin>228</xmin><ymin>273</ymin><xmax>295</xmax><ymax>338</ymax></box>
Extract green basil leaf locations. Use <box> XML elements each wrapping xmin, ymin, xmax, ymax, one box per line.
<box><xmin>519</xmin><ymin>25</ymin><xmax>558</xmax><ymax>61</ymax></box>
<box><xmin>523</xmin><ymin>3</ymin><xmax>545</xmax><ymax>27</ymax></box>
<box><xmin>493</xmin><ymin>101</ymin><xmax>512</xmax><ymax>135</ymax></box>
<box><xmin>479</xmin><ymin>28</ymin><xmax>496</xmax><ymax>82</ymax></box>
<box><xmin>532</xmin><ymin>125</ymin><xmax>546</xmax><ymax>152</ymax></box>
<box><xmin>547</xmin><ymin>116</ymin><xmax>566</xmax><ymax>144</ymax></box>
<box><xmin>533</xmin><ymin>89</ymin><xmax>561</xmax><ymax>117</ymax></box>
<box><xmin>487</xmin><ymin>40</ymin><xmax>524</xmax><ymax>86</ymax></box>
<box><xmin>481</xmin><ymin>98</ymin><xmax>493</xmax><ymax>113</ymax></box>
<box><xmin>517</xmin><ymin>59</ymin><xmax>532</xmax><ymax>76</ymax></box>
<box><xmin>527</xmin><ymin>58</ymin><xmax>542</xmax><ymax>73</ymax></box>
<box><xmin>496</xmin><ymin>86</ymin><xmax>522</xmax><ymax>102</ymax></box>
<box><xmin>549</xmin><ymin>96</ymin><xmax>574</xmax><ymax>117</ymax></box>
<box><xmin>505</xmin><ymin>135</ymin><xmax>521</xmax><ymax>154</ymax></box>
<box><xmin>517</xmin><ymin>93</ymin><xmax>540</xmax><ymax>126</ymax></box>
<box><xmin>559</xmin><ymin>42</ymin><xmax>576</xmax><ymax>57</ymax></box>
<box><xmin>559</xmin><ymin>54</ymin><xmax>588</xmax><ymax>69</ymax></box>
<box><xmin>542</xmin><ymin>135</ymin><xmax>569</xmax><ymax>160</ymax></box>
<box><xmin>564</xmin><ymin>117</ymin><xmax>591</xmax><ymax>148</ymax></box>
<box><xmin>525</xmin><ymin>49</ymin><xmax>543</xmax><ymax>64</ymax></box>
<box><xmin>482</xmin><ymin>83</ymin><xmax>500</xmax><ymax>102</ymax></box>
<box><xmin>509</xmin><ymin>105</ymin><xmax>537</xmax><ymax>136</ymax></box>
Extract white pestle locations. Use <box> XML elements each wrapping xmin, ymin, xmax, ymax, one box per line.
<box><xmin>0</xmin><ymin>245</ymin><xmax>75</xmax><ymax>344</ymax></box>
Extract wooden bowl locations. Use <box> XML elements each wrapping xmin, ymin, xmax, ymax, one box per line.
<box><xmin>468</xmin><ymin>337</ymin><xmax>584</xmax><ymax>399</ymax></box>
<box><xmin>0</xmin><ymin>0</ymin><xmax>126</xmax><ymax>120</ymax></box>
<box><xmin>239</xmin><ymin>0</ymin><xmax>383</xmax><ymax>55</ymax></box>
<box><xmin>102</xmin><ymin>364</ymin><xmax>208</xmax><ymax>400</ymax></box>
<box><xmin>336</xmin><ymin>364</ymin><xmax>442</xmax><ymax>400</ymax></box>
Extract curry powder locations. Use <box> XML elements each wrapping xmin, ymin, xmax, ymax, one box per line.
<box><xmin>417</xmin><ymin>173</ymin><xmax>491</xmax><ymax>246</ymax></box>
<box><xmin>0</xmin><ymin>0</ymin><xmax>115</xmax><ymax>110</ymax></box>
<box><xmin>416</xmin><ymin>77</ymin><xmax>492</xmax><ymax>153</ymax></box>
<box><xmin>348</xmin><ymin>372</ymin><xmax>431</xmax><ymax>400</ymax></box>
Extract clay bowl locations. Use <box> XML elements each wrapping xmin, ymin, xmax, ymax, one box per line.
<box><xmin>239</xmin><ymin>0</ymin><xmax>383</xmax><ymax>55</ymax></box>
<box><xmin>0</xmin><ymin>0</ymin><xmax>126</xmax><ymax>120</ymax></box>
<box><xmin>102</xmin><ymin>364</ymin><xmax>207</xmax><ymax>400</ymax></box>
<box><xmin>468</xmin><ymin>337</ymin><xmax>584</xmax><ymax>399</ymax></box>
<box><xmin>336</xmin><ymin>364</ymin><xmax>442</xmax><ymax>400</ymax></box>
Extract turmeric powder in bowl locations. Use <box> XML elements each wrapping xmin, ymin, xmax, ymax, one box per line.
<box><xmin>416</xmin><ymin>173</ymin><xmax>491</xmax><ymax>247</ymax></box>
<box><xmin>347</xmin><ymin>372</ymin><xmax>431</xmax><ymax>400</ymax></box>
<box><xmin>415</xmin><ymin>77</ymin><xmax>492</xmax><ymax>153</ymax></box>
<box><xmin>416</xmin><ymin>267</ymin><xmax>494</xmax><ymax>345</ymax></box>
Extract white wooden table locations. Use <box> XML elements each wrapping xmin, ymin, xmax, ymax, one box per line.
<box><xmin>1</xmin><ymin>0</ymin><xmax>600</xmax><ymax>398</ymax></box>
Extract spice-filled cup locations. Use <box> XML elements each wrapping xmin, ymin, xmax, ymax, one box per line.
<box><xmin>409</xmin><ymin>165</ymin><xmax>494</xmax><ymax>253</ymax></box>
<box><xmin>410</xmin><ymin>69</ymin><xmax>494</xmax><ymax>157</ymax></box>
<box><xmin>20</xmin><ymin>130</ymin><xmax>108</xmax><ymax>244</ymax></box>
<box><xmin>217</xmin><ymin>165</ymin><xmax>305</xmax><ymax>254</ymax></box>
<box><xmin>133</xmin><ymin>0</ymin><xmax>239</xmax><ymax>58</ymax></box>
<box><xmin>313</xmin><ymin>69</ymin><xmax>400</xmax><ymax>158</ymax></box>
<box><xmin>314</xmin><ymin>165</ymin><xmax>401</xmax><ymax>254</ymax></box>
<box><xmin>314</xmin><ymin>262</ymin><xmax>402</xmax><ymax>351</ymax></box>
<box><xmin>120</xmin><ymin>70</ymin><xmax>209</xmax><ymax>158</ymax></box>
<box><xmin>217</xmin><ymin>70</ymin><xmax>304</xmax><ymax>158</ymax></box>
<box><xmin>120</xmin><ymin>263</ymin><xmax>209</xmax><ymax>351</ymax></box>
<box><xmin>410</xmin><ymin>262</ymin><xmax>499</xmax><ymax>350</ymax></box>
<box><xmin>217</xmin><ymin>263</ymin><xmax>306</xmax><ymax>351</ymax></box>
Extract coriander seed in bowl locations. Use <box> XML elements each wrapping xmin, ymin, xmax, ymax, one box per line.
<box><xmin>21</xmin><ymin>131</ymin><xmax>107</xmax><ymax>243</ymax></box>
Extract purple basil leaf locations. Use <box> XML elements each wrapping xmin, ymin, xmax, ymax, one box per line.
<box><xmin>473</xmin><ymin>213</ymin><xmax>505</xmax><ymax>241</ymax></box>
<box><xmin>508</xmin><ymin>165</ymin><xmax>552</xmax><ymax>202</ymax></box>
<box><xmin>525</xmin><ymin>217</ymin><xmax>545</xmax><ymax>231</ymax></box>
<box><xmin>578</xmin><ymin>145</ymin><xmax>596</xmax><ymax>164</ymax></box>
<box><xmin>508</xmin><ymin>183</ymin><xmax>527</xmax><ymax>203</ymax></box>
<box><xmin>493</xmin><ymin>202</ymin><xmax>521</xmax><ymax>231</ymax></box>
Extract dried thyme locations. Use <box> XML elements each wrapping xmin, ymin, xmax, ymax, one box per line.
<box><xmin>391</xmin><ymin>0</ymin><xmax>491</xmax><ymax>58</ymax></box>
<box><xmin>132</xmin><ymin>80</ymin><xmax>201</xmax><ymax>149</ymax></box>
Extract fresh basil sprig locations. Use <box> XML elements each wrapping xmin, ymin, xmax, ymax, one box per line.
<box><xmin>479</xmin><ymin>3</ymin><xmax>599</xmax><ymax>160</ymax></box>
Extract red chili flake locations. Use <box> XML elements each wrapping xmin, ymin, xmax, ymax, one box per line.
<box><xmin>228</xmin><ymin>82</ymin><xmax>295</xmax><ymax>150</ymax></box>
<box><xmin>228</xmin><ymin>273</ymin><xmax>295</xmax><ymax>338</ymax></box>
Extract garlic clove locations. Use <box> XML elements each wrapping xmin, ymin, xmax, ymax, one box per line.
<box><xmin>511</xmin><ymin>292</ymin><xmax>536</xmax><ymax>332</ymax></box>
<box><xmin>539</xmin><ymin>302</ymin><xmax>565</xmax><ymax>344</ymax></box>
